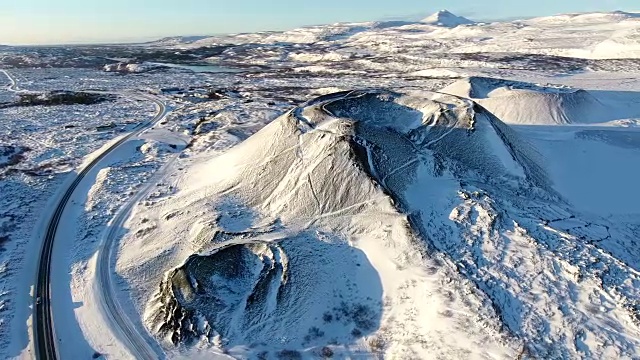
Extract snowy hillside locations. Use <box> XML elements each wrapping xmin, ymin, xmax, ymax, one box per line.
<box><xmin>440</xmin><ymin>77</ymin><xmax>640</xmax><ymax>125</ymax></box>
<box><xmin>421</xmin><ymin>10</ymin><xmax>475</xmax><ymax>27</ymax></box>
<box><xmin>116</xmin><ymin>89</ymin><xmax>640</xmax><ymax>359</ymax></box>
<box><xmin>154</xmin><ymin>10</ymin><xmax>640</xmax><ymax>59</ymax></box>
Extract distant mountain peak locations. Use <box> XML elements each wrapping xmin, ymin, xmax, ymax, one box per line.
<box><xmin>421</xmin><ymin>9</ymin><xmax>475</xmax><ymax>27</ymax></box>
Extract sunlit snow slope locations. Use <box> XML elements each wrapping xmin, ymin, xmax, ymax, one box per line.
<box><xmin>441</xmin><ymin>76</ymin><xmax>640</xmax><ymax>125</ymax></box>
<box><xmin>421</xmin><ymin>10</ymin><xmax>475</xmax><ymax>27</ymax></box>
<box><xmin>120</xmin><ymin>90</ymin><xmax>640</xmax><ymax>359</ymax></box>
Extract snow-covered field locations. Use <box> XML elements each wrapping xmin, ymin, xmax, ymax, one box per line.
<box><xmin>1</xmin><ymin>8</ymin><xmax>640</xmax><ymax>360</ymax></box>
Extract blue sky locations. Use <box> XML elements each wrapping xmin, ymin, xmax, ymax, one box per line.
<box><xmin>0</xmin><ymin>0</ymin><xmax>636</xmax><ymax>45</ymax></box>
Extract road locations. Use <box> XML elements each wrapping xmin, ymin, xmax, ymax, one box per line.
<box><xmin>1</xmin><ymin>69</ymin><xmax>19</xmax><ymax>91</ymax></box>
<box><xmin>32</xmin><ymin>83</ymin><xmax>169</xmax><ymax>360</ymax></box>
<box><xmin>94</xmin><ymin>136</ymin><xmax>183</xmax><ymax>360</ymax></box>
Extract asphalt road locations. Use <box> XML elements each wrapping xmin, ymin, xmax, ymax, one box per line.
<box><xmin>33</xmin><ymin>90</ymin><xmax>168</xmax><ymax>360</ymax></box>
<box><xmin>93</xmin><ymin>129</ymin><xmax>184</xmax><ymax>360</ymax></box>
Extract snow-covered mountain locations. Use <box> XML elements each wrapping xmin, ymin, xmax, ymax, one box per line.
<box><xmin>441</xmin><ymin>77</ymin><xmax>640</xmax><ymax>125</ymax></box>
<box><xmin>147</xmin><ymin>35</ymin><xmax>211</xmax><ymax>47</ymax></box>
<box><xmin>526</xmin><ymin>10</ymin><xmax>640</xmax><ymax>24</ymax></box>
<box><xmin>421</xmin><ymin>10</ymin><xmax>475</xmax><ymax>27</ymax></box>
<box><xmin>147</xmin><ymin>10</ymin><xmax>640</xmax><ymax>60</ymax></box>
<box><xmin>119</xmin><ymin>87</ymin><xmax>640</xmax><ymax>359</ymax></box>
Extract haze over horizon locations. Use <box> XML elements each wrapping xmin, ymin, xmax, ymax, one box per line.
<box><xmin>0</xmin><ymin>0</ymin><xmax>638</xmax><ymax>45</ymax></box>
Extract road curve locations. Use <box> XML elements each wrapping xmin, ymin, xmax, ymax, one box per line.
<box><xmin>1</xmin><ymin>69</ymin><xmax>19</xmax><ymax>91</ymax></box>
<box><xmin>93</xmin><ymin>125</ymin><xmax>183</xmax><ymax>360</ymax></box>
<box><xmin>33</xmin><ymin>91</ymin><xmax>168</xmax><ymax>360</ymax></box>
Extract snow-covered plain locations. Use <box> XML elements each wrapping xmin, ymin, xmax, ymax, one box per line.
<box><xmin>1</xmin><ymin>8</ymin><xmax>640</xmax><ymax>360</ymax></box>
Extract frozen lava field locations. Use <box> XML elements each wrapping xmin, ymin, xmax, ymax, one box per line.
<box><xmin>1</xmin><ymin>9</ymin><xmax>640</xmax><ymax>360</ymax></box>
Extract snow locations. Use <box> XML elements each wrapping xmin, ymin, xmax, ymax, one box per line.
<box><xmin>116</xmin><ymin>92</ymin><xmax>523</xmax><ymax>358</ymax></box>
<box><xmin>441</xmin><ymin>77</ymin><xmax>640</xmax><ymax>125</ymax></box>
<box><xmin>49</xmin><ymin>125</ymin><xmax>189</xmax><ymax>359</ymax></box>
<box><xmin>154</xmin><ymin>10</ymin><xmax>640</xmax><ymax>60</ymax></box>
<box><xmin>2</xmin><ymin>7</ymin><xmax>640</xmax><ymax>360</ymax></box>
<box><xmin>525</xmin><ymin>11</ymin><xmax>640</xmax><ymax>25</ymax></box>
<box><xmin>516</xmin><ymin>125</ymin><xmax>640</xmax><ymax>216</ymax></box>
<box><xmin>103</xmin><ymin>63</ymin><xmax>162</xmax><ymax>74</ymax></box>
<box><xmin>409</xmin><ymin>68</ymin><xmax>466</xmax><ymax>78</ymax></box>
<box><xmin>112</xmin><ymin>88</ymin><xmax>640</xmax><ymax>359</ymax></box>
<box><xmin>288</xmin><ymin>52</ymin><xmax>347</xmax><ymax>63</ymax></box>
<box><xmin>421</xmin><ymin>10</ymin><xmax>475</xmax><ymax>27</ymax></box>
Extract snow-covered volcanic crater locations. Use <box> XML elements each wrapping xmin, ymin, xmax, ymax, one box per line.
<box><xmin>442</xmin><ymin>77</ymin><xmax>640</xmax><ymax>125</ymax></box>
<box><xmin>121</xmin><ymin>87</ymin><xmax>640</xmax><ymax>359</ymax></box>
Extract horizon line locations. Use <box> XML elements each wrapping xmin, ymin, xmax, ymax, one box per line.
<box><xmin>2</xmin><ymin>8</ymin><xmax>637</xmax><ymax>47</ymax></box>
